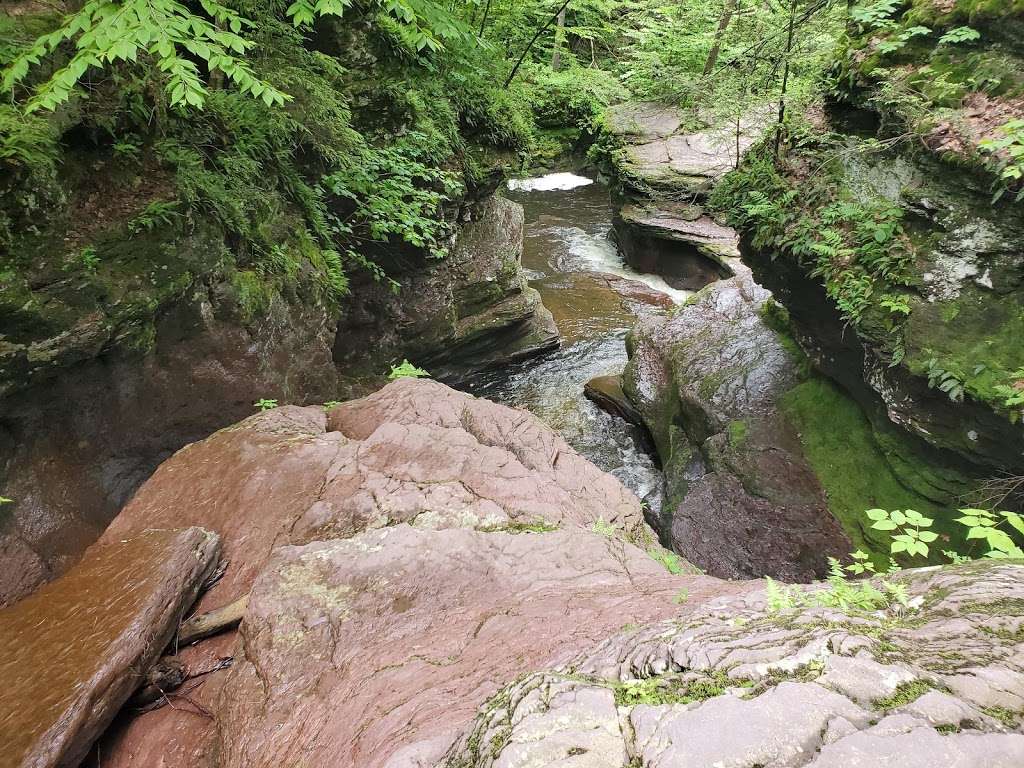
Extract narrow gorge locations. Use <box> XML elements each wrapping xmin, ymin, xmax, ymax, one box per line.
<box><xmin>0</xmin><ymin>0</ymin><xmax>1022</xmax><ymax>766</ymax></box>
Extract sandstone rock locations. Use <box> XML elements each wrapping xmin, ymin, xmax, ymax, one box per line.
<box><xmin>447</xmin><ymin>561</ymin><xmax>1024</xmax><ymax>768</ymax></box>
<box><xmin>612</xmin><ymin>202</ymin><xmax>742</xmax><ymax>291</ymax></box>
<box><xmin>334</xmin><ymin>195</ymin><xmax>559</xmax><ymax>380</ymax></box>
<box><xmin>622</xmin><ymin>270</ymin><xmax>852</xmax><ymax>580</ymax></box>
<box><xmin>584</xmin><ymin>374</ymin><xmax>644</xmax><ymax>426</ymax></box>
<box><xmin>0</xmin><ymin>527</ymin><xmax>219</xmax><ymax>768</ymax></box>
<box><xmin>218</xmin><ymin>525</ymin><xmax>749</xmax><ymax>768</ymax></box>
<box><xmin>96</xmin><ymin>378</ymin><xmax>664</xmax><ymax>766</ymax></box>
<box><xmin>605</xmin><ymin>102</ymin><xmax>770</xmax><ymax>197</ymax></box>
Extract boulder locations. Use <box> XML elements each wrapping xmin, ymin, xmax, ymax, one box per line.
<box><xmin>96</xmin><ymin>378</ymin><xmax>664</xmax><ymax>766</ymax></box>
<box><xmin>446</xmin><ymin>561</ymin><xmax>1024</xmax><ymax>768</ymax></box>
<box><xmin>605</xmin><ymin>102</ymin><xmax>770</xmax><ymax>197</ymax></box>
<box><xmin>622</xmin><ymin>270</ymin><xmax>853</xmax><ymax>581</ymax></box>
<box><xmin>334</xmin><ymin>195</ymin><xmax>559</xmax><ymax>379</ymax></box>
<box><xmin>0</xmin><ymin>526</ymin><xmax>219</xmax><ymax>768</ymax></box>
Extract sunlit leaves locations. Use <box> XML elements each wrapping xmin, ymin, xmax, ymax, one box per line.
<box><xmin>2</xmin><ymin>0</ymin><xmax>290</xmax><ymax>111</ymax></box>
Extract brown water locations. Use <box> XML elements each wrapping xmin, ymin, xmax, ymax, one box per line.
<box><xmin>458</xmin><ymin>174</ymin><xmax>688</xmax><ymax>509</ymax></box>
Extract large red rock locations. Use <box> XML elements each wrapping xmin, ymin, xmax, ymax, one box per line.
<box><xmin>96</xmin><ymin>379</ymin><xmax>662</xmax><ymax>766</ymax></box>
<box><xmin>218</xmin><ymin>525</ymin><xmax>752</xmax><ymax>768</ymax></box>
<box><xmin>0</xmin><ymin>526</ymin><xmax>219</xmax><ymax>768</ymax></box>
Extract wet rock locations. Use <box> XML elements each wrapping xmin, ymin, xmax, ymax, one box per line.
<box><xmin>0</xmin><ymin>279</ymin><xmax>341</xmax><ymax>607</ymax></box>
<box><xmin>96</xmin><ymin>378</ymin><xmax>660</xmax><ymax>766</ymax></box>
<box><xmin>0</xmin><ymin>526</ymin><xmax>219</xmax><ymax>768</ymax></box>
<box><xmin>584</xmin><ymin>374</ymin><xmax>644</xmax><ymax>426</ymax></box>
<box><xmin>334</xmin><ymin>195</ymin><xmax>559</xmax><ymax>380</ymax></box>
<box><xmin>447</xmin><ymin>561</ymin><xmax>1024</xmax><ymax>768</ymax></box>
<box><xmin>622</xmin><ymin>270</ymin><xmax>852</xmax><ymax>581</ymax></box>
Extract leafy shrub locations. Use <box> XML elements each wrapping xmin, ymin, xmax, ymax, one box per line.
<box><xmin>387</xmin><ymin>360</ymin><xmax>430</xmax><ymax>379</ymax></box>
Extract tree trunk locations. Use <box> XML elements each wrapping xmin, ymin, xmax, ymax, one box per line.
<box><xmin>504</xmin><ymin>0</ymin><xmax>572</xmax><ymax>87</ymax></box>
<box><xmin>551</xmin><ymin>6</ymin><xmax>567</xmax><ymax>71</ymax></box>
<box><xmin>773</xmin><ymin>0</ymin><xmax>798</xmax><ymax>157</ymax></box>
<box><xmin>702</xmin><ymin>0</ymin><xmax>739</xmax><ymax>76</ymax></box>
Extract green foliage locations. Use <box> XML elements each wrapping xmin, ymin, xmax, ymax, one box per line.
<box><xmin>254</xmin><ymin>397</ymin><xmax>278</xmax><ymax>411</ymax></box>
<box><xmin>648</xmin><ymin>548</ymin><xmax>685</xmax><ymax>575</ymax></box>
<box><xmin>1</xmin><ymin>0</ymin><xmax>474</xmax><ymax>112</ymax></box>
<box><xmin>0</xmin><ymin>496</ymin><xmax>12</xmax><ymax>504</ymax></box>
<box><xmin>613</xmin><ymin>671</ymin><xmax>734</xmax><ymax>707</ymax></box>
<box><xmin>591</xmin><ymin>517</ymin><xmax>617</xmax><ymax>537</ymax></box>
<box><xmin>937</xmin><ymin>25</ymin><xmax>981</xmax><ymax>44</ymax></box>
<box><xmin>3</xmin><ymin>0</ymin><xmax>290</xmax><ymax>112</ymax></box>
<box><xmin>128</xmin><ymin>201</ymin><xmax>181</xmax><ymax>235</ymax></box>
<box><xmin>324</xmin><ymin>137</ymin><xmax>463</xmax><ymax>259</ymax></box>
<box><xmin>867</xmin><ymin>506</ymin><xmax>1024</xmax><ymax>560</ymax></box>
<box><xmin>874</xmin><ymin>680</ymin><xmax>932</xmax><ymax>710</ymax></box>
<box><xmin>766</xmin><ymin>557</ymin><xmax>908</xmax><ymax>614</ymax></box>
<box><xmin>388</xmin><ymin>359</ymin><xmax>430</xmax><ymax>379</ymax></box>
<box><xmin>77</xmin><ymin>246</ymin><xmax>102</xmax><ymax>274</ymax></box>
<box><xmin>715</xmin><ymin>149</ymin><xmax>912</xmax><ymax>327</ymax></box>
<box><xmin>925</xmin><ymin>358</ymin><xmax>965</xmax><ymax>402</ymax></box>
<box><xmin>865</xmin><ymin>508</ymin><xmax>938</xmax><ymax>557</ymax></box>
<box><xmin>979</xmin><ymin>119</ymin><xmax>1024</xmax><ymax>203</ymax></box>
<box><xmin>849</xmin><ymin>0</ymin><xmax>902</xmax><ymax>29</ymax></box>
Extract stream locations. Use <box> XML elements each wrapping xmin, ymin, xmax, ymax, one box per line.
<box><xmin>458</xmin><ymin>172</ymin><xmax>690</xmax><ymax>511</ymax></box>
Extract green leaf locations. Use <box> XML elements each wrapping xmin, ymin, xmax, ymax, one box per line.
<box><xmin>866</xmin><ymin>508</ymin><xmax>889</xmax><ymax>521</ymax></box>
<box><xmin>918</xmin><ymin>531</ymin><xmax>938</xmax><ymax>543</ymax></box>
<box><xmin>872</xmin><ymin>520</ymin><xmax>898</xmax><ymax>530</ymax></box>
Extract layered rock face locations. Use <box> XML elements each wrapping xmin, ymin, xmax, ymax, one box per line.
<box><xmin>0</xmin><ymin>193</ymin><xmax>557</xmax><ymax>606</ymax></box>
<box><xmin>447</xmin><ymin>561</ymin><xmax>1024</xmax><ymax>768</ymax></box>
<box><xmin>721</xmin><ymin>0</ymin><xmax>1024</xmax><ymax>477</ymax></box>
<box><xmin>333</xmin><ymin>194</ymin><xmax>558</xmax><ymax>379</ymax></box>
<box><xmin>602</xmin><ymin>101</ymin><xmax>764</xmax><ymax>292</ymax></box>
<box><xmin>622</xmin><ymin>268</ymin><xmax>853</xmax><ymax>581</ymax></box>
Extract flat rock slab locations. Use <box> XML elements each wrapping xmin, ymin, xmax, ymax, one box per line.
<box><xmin>606</xmin><ymin>102</ymin><xmax>771</xmax><ymax>196</ymax></box>
<box><xmin>618</xmin><ymin>203</ymin><xmax>740</xmax><ymax>262</ymax></box>
<box><xmin>0</xmin><ymin>527</ymin><xmax>219</xmax><ymax>768</ymax></box>
<box><xmin>217</xmin><ymin>525</ymin><xmax>753</xmax><ymax>768</ymax></box>
<box><xmin>447</xmin><ymin>561</ymin><xmax>1024</xmax><ymax>768</ymax></box>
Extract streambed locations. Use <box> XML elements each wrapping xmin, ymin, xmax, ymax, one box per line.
<box><xmin>457</xmin><ymin>173</ymin><xmax>688</xmax><ymax>510</ymax></box>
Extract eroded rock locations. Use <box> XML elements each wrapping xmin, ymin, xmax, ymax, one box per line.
<box><xmin>446</xmin><ymin>561</ymin><xmax>1024</xmax><ymax>768</ymax></box>
<box><xmin>96</xmin><ymin>378</ymin><xmax>669</xmax><ymax>766</ymax></box>
<box><xmin>622</xmin><ymin>270</ymin><xmax>852</xmax><ymax>580</ymax></box>
<box><xmin>0</xmin><ymin>526</ymin><xmax>219</xmax><ymax>768</ymax></box>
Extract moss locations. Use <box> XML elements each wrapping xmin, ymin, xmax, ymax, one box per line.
<box><xmin>230</xmin><ymin>269</ymin><xmax>277</xmax><ymax>323</ymax></box>
<box><xmin>779</xmin><ymin>378</ymin><xmax>958</xmax><ymax>563</ymax></box>
<box><xmin>613</xmin><ymin>670</ymin><xmax>737</xmax><ymax>707</ymax></box>
<box><xmin>904</xmin><ymin>287</ymin><xmax>1024</xmax><ymax>414</ymax></box>
<box><xmin>480</xmin><ymin>520</ymin><xmax>560</xmax><ymax>534</ymax></box>
<box><xmin>981</xmin><ymin>705</ymin><xmax>1022</xmax><ymax>728</ymax></box>
<box><xmin>874</xmin><ymin>679</ymin><xmax>934</xmax><ymax>710</ymax></box>
<box><xmin>727</xmin><ymin>419</ymin><xmax>748</xmax><ymax>449</ymax></box>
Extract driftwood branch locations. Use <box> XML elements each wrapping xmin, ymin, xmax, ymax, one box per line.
<box><xmin>177</xmin><ymin>594</ymin><xmax>249</xmax><ymax>647</ymax></box>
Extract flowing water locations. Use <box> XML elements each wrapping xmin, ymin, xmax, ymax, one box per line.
<box><xmin>458</xmin><ymin>173</ymin><xmax>690</xmax><ymax>509</ymax></box>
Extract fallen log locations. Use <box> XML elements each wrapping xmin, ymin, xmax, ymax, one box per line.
<box><xmin>177</xmin><ymin>594</ymin><xmax>249</xmax><ymax>646</ymax></box>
